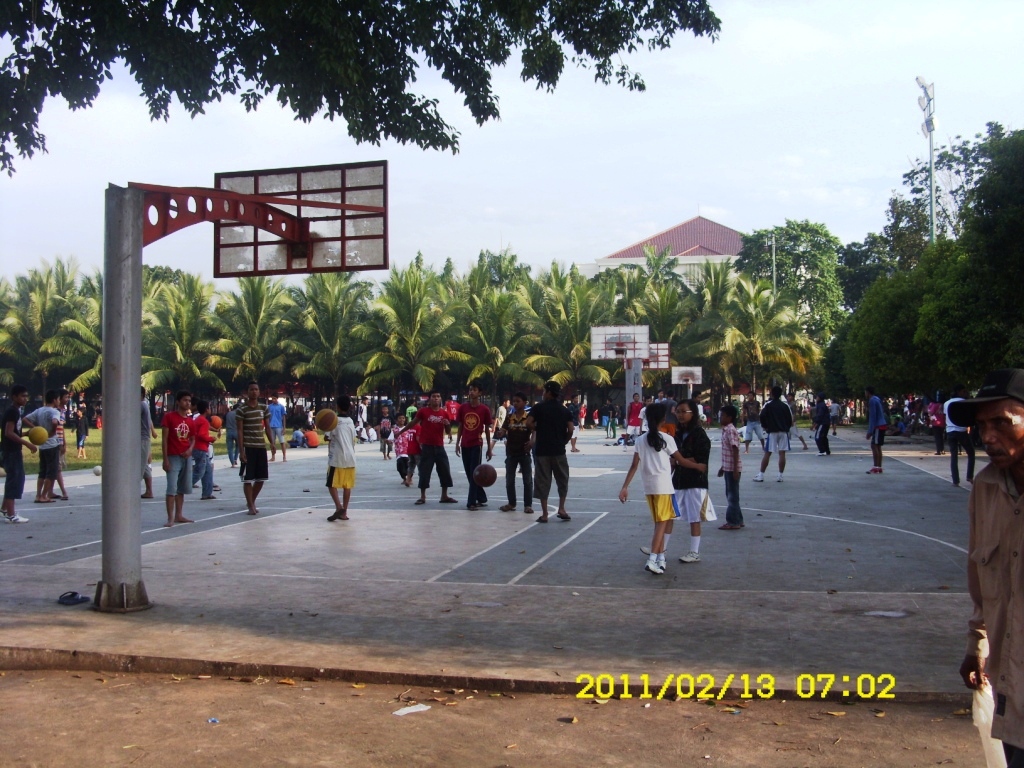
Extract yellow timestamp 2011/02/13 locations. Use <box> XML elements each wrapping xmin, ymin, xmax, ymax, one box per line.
<box><xmin>575</xmin><ymin>673</ymin><xmax>897</xmax><ymax>700</ymax></box>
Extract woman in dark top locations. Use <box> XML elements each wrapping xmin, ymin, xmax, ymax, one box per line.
<box><xmin>672</xmin><ymin>399</ymin><xmax>711</xmax><ymax>564</ymax></box>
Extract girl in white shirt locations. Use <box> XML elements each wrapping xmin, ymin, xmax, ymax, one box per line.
<box><xmin>618</xmin><ymin>403</ymin><xmax>702</xmax><ymax>575</ymax></box>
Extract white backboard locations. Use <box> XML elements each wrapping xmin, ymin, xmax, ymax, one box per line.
<box><xmin>590</xmin><ymin>325</ymin><xmax>650</xmax><ymax>361</ymax></box>
<box><xmin>648</xmin><ymin>343</ymin><xmax>670</xmax><ymax>370</ymax></box>
<box><xmin>671</xmin><ymin>366</ymin><xmax>703</xmax><ymax>385</ymax></box>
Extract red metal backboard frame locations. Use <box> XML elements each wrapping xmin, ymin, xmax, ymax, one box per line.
<box><xmin>213</xmin><ymin>160</ymin><xmax>388</xmax><ymax>277</ymax></box>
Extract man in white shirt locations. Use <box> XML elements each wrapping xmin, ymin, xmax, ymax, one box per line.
<box><xmin>945</xmin><ymin>384</ymin><xmax>976</xmax><ymax>487</ymax></box>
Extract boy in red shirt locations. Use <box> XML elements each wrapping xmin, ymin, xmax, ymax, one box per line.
<box><xmin>161</xmin><ymin>390</ymin><xmax>196</xmax><ymax>527</ymax></box>
<box><xmin>456</xmin><ymin>383</ymin><xmax>493</xmax><ymax>510</ymax></box>
<box><xmin>392</xmin><ymin>414</ymin><xmax>419</xmax><ymax>486</ymax></box>
<box><xmin>399</xmin><ymin>391</ymin><xmax>457</xmax><ymax>505</ymax></box>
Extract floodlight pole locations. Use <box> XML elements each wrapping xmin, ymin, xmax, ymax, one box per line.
<box><xmin>95</xmin><ymin>184</ymin><xmax>152</xmax><ymax>612</ymax></box>
<box><xmin>765</xmin><ymin>234</ymin><xmax>777</xmax><ymax>296</ymax></box>
<box><xmin>916</xmin><ymin>77</ymin><xmax>937</xmax><ymax>244</ymax></box>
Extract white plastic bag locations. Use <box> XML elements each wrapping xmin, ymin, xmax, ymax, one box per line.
<box><xmin>973</xmin><ymin>684</ymin><xmax>1008</xmax><ymax>768</ymax></box>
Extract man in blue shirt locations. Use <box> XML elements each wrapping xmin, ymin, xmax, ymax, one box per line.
<box><xmin>865</xmin><ymin>386</ymin><xmax>887</xmax><ymax>474</ymax></box>
<box><xmin>266</xmin><ymin>397</ymin><xmax>287</xmax><ymax>462</ymax></box>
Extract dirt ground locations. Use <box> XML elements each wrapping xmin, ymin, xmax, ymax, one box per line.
<box><xmin>2</xmin><ymin>670</ymin><xmax>986</xmax><ymax>767</ymax></box>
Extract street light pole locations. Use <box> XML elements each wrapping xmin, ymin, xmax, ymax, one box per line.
<box><xmin>764</xmin><ymin>233</ymin><xmax>776</xmax><ymax>296</ymax></box>
<box><xmin>916</xmin><ymin>76</ymin><xmax>937</xmax><ymax>244</ymax></box>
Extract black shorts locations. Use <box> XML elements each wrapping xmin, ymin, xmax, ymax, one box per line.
<box><xmin>241</xmin><ymin>447</ymin><xmax>269</xmax><ymax>483</ymax></box>
<box><xmin>870</xmin><ymin>429</ymin><xmax>886</xmax><ymax>446</ymax></box>
<box><xmin>38</xmin><ymin>447</ymin><xmax>60</xmax><ymax>480</ymax></box>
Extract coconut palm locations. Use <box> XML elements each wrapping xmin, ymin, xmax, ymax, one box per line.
<box><xmin>358</xmin><ymin>262</ymin><xmax>470</xmax><ymax>393</ymax></box>
<box><xmin>522</xmin><ymin>274</ymin><xmax>615</xmax><ymax>390</ymax></box>
<box><xmin>289</xmin><ymin>272</ymin><xmax>373</xmax><ymax>397</ymax></box>
<box><xmin>40</xmin><ymin>271</ymin><xmax>104</xmax><ymax>392</ymax></box>
<box><xmin>207</xmin><ymin>276</ymin><xmax>296</xmax><ymax>386</ymax></box>
<box><xmin>142</xmin><ymin>274</ymin><xmax>223</xmax><ymax>393</ymax></box>
<box><xmin>705</xmin><ymin>276</ymin><xmax>819</xmax><ymax>395</ymax></box>
<box><xmin>462</xmin><ymin>288</ymin><xmax>544</xmax><ymax>401</ymax></box>
<box><xmin>0</xmin><ymin>257</ymin><xmax>82</xmax><ymax>394</ymax></box>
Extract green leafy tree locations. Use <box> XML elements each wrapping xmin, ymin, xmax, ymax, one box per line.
<box><xmin>141</xmin><ymin>274</ymin><xmax>223</xmax><ymax>393</ymax></box>
<box><xmin>358</xmin><ymin>262</ymin><xmax>468</xmax><ymax>393</ymax></box>
<box><xmin>207</xmin><ymin>276</ymin><xmax>296</xmax><ymax>387</ymax></box>
<box><xmin>904</xmin><ymin>122</ymin><xmax>1006</xmax><ymax>239</ymax></box>
<box><xmin>522</xmin><ymin>271</ymin><xmax>614</xmax><ymax>390</ymax></box>
<box><xmin>2</xmin><ymin>0</ymin><xmax>721</xmax><ymax>173</ymax></box>
<box><xmin>289</xmin><ymin>272</ymin><xmax>372</xmax><ymax>397</ymax></box>
<box><xmin>715</xmin><ymin>276</ymin><xmax>818</xmax><ymax>394</ymax></box>
<box><xmin>0</xmin><ymin>257</ymin><xmax>82</xmax><ymax>394</ymax></box>
<box><xmin>40</xmin><ymin>271</ymin><xmax>104</xmax><ymax>392</ymax></box>
<box><xmin>736</xmin><ymin>220</ymin><xmax>844</xmax><ymax>343</ymax></box>
<box><xmin>462</xmin><ymin>288</ymin><xmax>543</xmax><ymax>401</ymax></box>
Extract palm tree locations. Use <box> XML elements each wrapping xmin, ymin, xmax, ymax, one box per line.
<box><xmin>207</xmin><ymin>276</ymin><xmax>296</xmax><ymax>387</ymax></box>
<box><xmin>0</xmin><ymin>257</ymin><xmax>82</xmax><ymax>394</ymax></box>
<box><xmin>357</xmin><ymin>262</ymin><xmax>469</xmax><ymax>393</ymax></box>
<box><xmin>289</xmin><ymin>272</ymin><xmax>372</xmax><ymax>397</ymax></box>
<box><xmin>40</xmin><ymin>271</ymin><xmax>104</xmax><ymax>392</ymax></box>
<box><xmin>142</xmin><ymin>274</ymin><xmax>224</xmax><ymax>393</ymax></box>
<box><xmin>522</xmin><ymin>275</ymin><xmax>615</xmax><ymax>391</ymax></box>
<box><xmin>706</xmin><ymin>276</ymin><xmax>819</xmax><ymax>395</ymax></box>
<box><xmin>462</xmin><ymin>288</ymin><xmax>543</xmax><ymax>402</ymax></box>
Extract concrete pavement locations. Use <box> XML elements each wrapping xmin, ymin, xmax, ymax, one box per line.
<box><xmin>0</xmin><ymin>426</ymin><xmax>979</xmax><ymax>701</ymax></box>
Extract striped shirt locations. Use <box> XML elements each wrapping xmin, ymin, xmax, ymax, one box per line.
<box><xmin>237</xmin><ymin>403</ymin><xmax>269</xmax><ymax>448</ymax></box>
<box><xmin>721</xmin><ymin>423</ymin><xmax>742</xmax><ymax>473</ymax></box>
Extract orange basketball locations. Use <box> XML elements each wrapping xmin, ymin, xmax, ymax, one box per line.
<box><xmin>315</xmin><ymin>408</ymin><xmax>338</xmax><ymax>432</ymax></box>
<box><xmin>472</xmin><ymin>463</ymin><xmax>497</xmax><ymax>487</ymax></box>
<box><xmin>209</xmin><ymin>415</ymin><xmax>223</xmax><ymax>429</ymax></box>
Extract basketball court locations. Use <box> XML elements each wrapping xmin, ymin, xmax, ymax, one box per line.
<box><xmin>0</xmin><ymin>427</ymin><xmax>976</xmax><ymax>696</ymax></box>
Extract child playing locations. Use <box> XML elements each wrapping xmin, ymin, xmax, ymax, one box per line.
<box><xmin>325</xmin><ymin>395</ymin><xmax>357</xmax><ymax>521</ymax></box>
<box><xmin>618</xmin><ymin>403</ymin><xmax>686</xmax><ymax>575</ymax></box>
<box><xmin>392</xmin><ymin>414</ymin><xmax>419</xmax><ymax>486</ymax></box>
<box><xmin>717</xmin><ymin>404</ymin><xmax>744</xmax><ymax>530</ymax></box>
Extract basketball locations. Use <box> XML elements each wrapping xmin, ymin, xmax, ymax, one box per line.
<box><xmin>473</xmin><ymin>463</ymin><xmax>497</xmax><ymax>487</ymax></box>
<box><xmin>209</xmin><ymin>415</ymin><xmax>223</xmax><ymax>429</ymax></box>
<box><xmin>28</xmin><ymin>426</ymin><xmax>48</xmax><ymax>446</ymax></box>
<box><xmin>315</xmin><ymin>408</ymin><xmax>338</xmax><ymax>432</ymax></box>
<box><xmin>93</xmin><ymin>465</ymin><xmax>102</xmax><ymax>476</ymax></box>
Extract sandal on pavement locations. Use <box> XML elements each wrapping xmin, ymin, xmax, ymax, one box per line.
<box><xmin>535</xmin><ymin>515</ymin><xmax>549</xmax><ymax>523</ymax></box>
<box><xmin>414</xmin><ymin>499</ymin><xmax>426</xmax><ymax>505</ymax></box>
<box><xmin>499</xmin><ymin>504</ymin><xmax>516</xmax><ymax>512</ymax></box>
<box><xmin>719</xmin><ymin>524</ymin><xmax>742</xmax><ymax>530</ymax></box>
<box><xmin>58</xmin><ymin>591</ymin><xmax>90</xmax><ymax>606</ymax></box>
<box><xmin>556</xmin><ymin>512</ymin><xmax>571</xmax><ymax>521</ymax></box>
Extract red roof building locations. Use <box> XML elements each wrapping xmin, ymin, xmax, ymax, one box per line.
<box><xmin>581</xmin><ymin>216</ymin><xmax>744</xmax><ymax>283</ymax></box>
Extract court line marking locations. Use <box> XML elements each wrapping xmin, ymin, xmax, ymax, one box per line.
<box><xmin>425</xmin><ymin>526</ymin><xmax>543</xmax><ymax>583</ymax></box>
<box><xmin>888</xmin><ymin>452</ymin><xmax>981</xmax><ymax>486</ymax></box>
<box><xmin>746</xmin><ymin>506</ymin><xmax>967</xmax><ymax>554</ymax></box>
<box><xmin>507</xmin><ymin>511</ymin><xmax>610</xmax><ymax>585</ymax></box>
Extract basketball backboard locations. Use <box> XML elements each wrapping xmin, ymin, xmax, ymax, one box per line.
<box><xmin>647</xmin><ymin>342</ymin><xmax>670</xmax><ymax>370</ymax></box>
<box><xmin>213</xmin><ymin>161</ymin><xmax>388</xmax><ymax>277</ymax></box>
<box><xmin>671</xmin><ymin>366</ymin><xmax>703</xmax><ymax>385</ymax></box>
<box><xmin>590</xmin><ymin>325</ymin><xmax>650</xmax><ymax>361</ymax></box>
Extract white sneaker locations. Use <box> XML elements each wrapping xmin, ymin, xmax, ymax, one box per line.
<box><xmin>817</xmin><ymin>452</ymin><xmax>826</xmax><ymax>456</ymax></box>
<box><xmin>753</xmin><ymin>472</ymin><xmax>764</xmax><ymax>482</ymax></box>
<box><xmin>776</xmin><ymin>473</ymin><xmax>783</xmax><ymax>482</ymax></box>
<box><xmin>4</xmin><ymin>514</ymin><xmax>28</xmax><ymax>523</ymax></box>
<box><xmin>645</xmin><ymin>560</ymin><xmax>665</xmax><ymax>575</ymax></box>
<box><xmin>679</xmin><ymin>551</ymin><xmax>701</xmax><ymax>563</ymax></box>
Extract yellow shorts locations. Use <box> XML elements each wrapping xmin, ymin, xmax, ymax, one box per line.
<box><xmin>326</xmin><ymin>466</ymin><xmax>355</xmax><ymax>490</ymax></box>
<box><xmin>646</xmin><ymin>494</ymin><xmax>676</xmax><ymax>523</ymax></box>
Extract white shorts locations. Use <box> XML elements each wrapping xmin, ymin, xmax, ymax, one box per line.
<box><xmin>627</xmin><ymin>425</ymin><xmax>643</xmax><ymax>437</ymax></box>
<box><xmin>673</xmin><ymin>488</ymin><xmax>705</xmax><ymax>523</ymax></box>
<box><xmin>789</xmin><ymin>425</ymin><xmax>802</xmax><ymax>439</ymax></box>
<box><xmin>766</xmin><ymin>432</ymin><xmax>790</xmax><ymax>453</ymax></box>
<box><xmin>573</xmin><ymin>425</ymin><xmax>580</xmax><ymax>438</ymax></box>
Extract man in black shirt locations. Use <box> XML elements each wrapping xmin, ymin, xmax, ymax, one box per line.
<box><xmin>2</xmin><ymin>385</ymin><xmax>36</xmax><ymax>523</ymax></box>
<box><xmin>754</xmin><ymin>386</ymin><xmax>794</xmax><ymax>482</ymax></box>
<box><xmin>527</xmin><ymin>381</ymin><xmax>574</xmax><ymax>523</ymax></box>
<box><xmin>496</xmin><ymin>392</ymin><xmax>533</xmax><ymax>514</ymax></box>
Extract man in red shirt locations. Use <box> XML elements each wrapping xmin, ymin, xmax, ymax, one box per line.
<box><xmin>161</xmin><ymin>390</ymin><xmax>196</xmax><ymax>527</ymax></box>
<box><xmin>626</xmin><ymin>393</ymin><xmax>644</xmax><ymax>439</ymax></box>
<box><xmin>456</xmin><ymin>383</ymin><xmax>493</xmax><ymax>510</ymax></box>
<box><xmin>444</xmin><ymin>395</ymin><xmax>460</xmax><ymax>444</ymax></box>
<box><xmin>399</xmin><ymin>390</ymin><xmax>457</xmax><ymax>505</ymax></box>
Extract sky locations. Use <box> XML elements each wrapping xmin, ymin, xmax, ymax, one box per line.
<box><xmin>2</xmin><ymin>0</ymin><xmax>1023</xmax><ymax>284</ymax></box>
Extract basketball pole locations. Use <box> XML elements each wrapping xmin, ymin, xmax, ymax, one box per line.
<box><xmin>95</xmin><ymin>184</ymin><xmax>152</xmax><ymax>612</ymax></box>
<box><xmin>625</xmin><ymin>358</ymin><xmax>643</xmax><ymax>409</ymax></box>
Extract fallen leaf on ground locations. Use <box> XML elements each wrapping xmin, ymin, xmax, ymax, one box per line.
<box><xmin>352</xmin><ymin>683</ymin><xmax>366</xmax><ymax>688</ymax></box>
<box><xmin>826</xmin><ymin>711</ymin><xmax>846</xmax><ymax>717</ymax></box>
<box><xmin>278</xmin><ymin>678</ymin><xmax>296</xmax><ymax>686</ymax></box>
